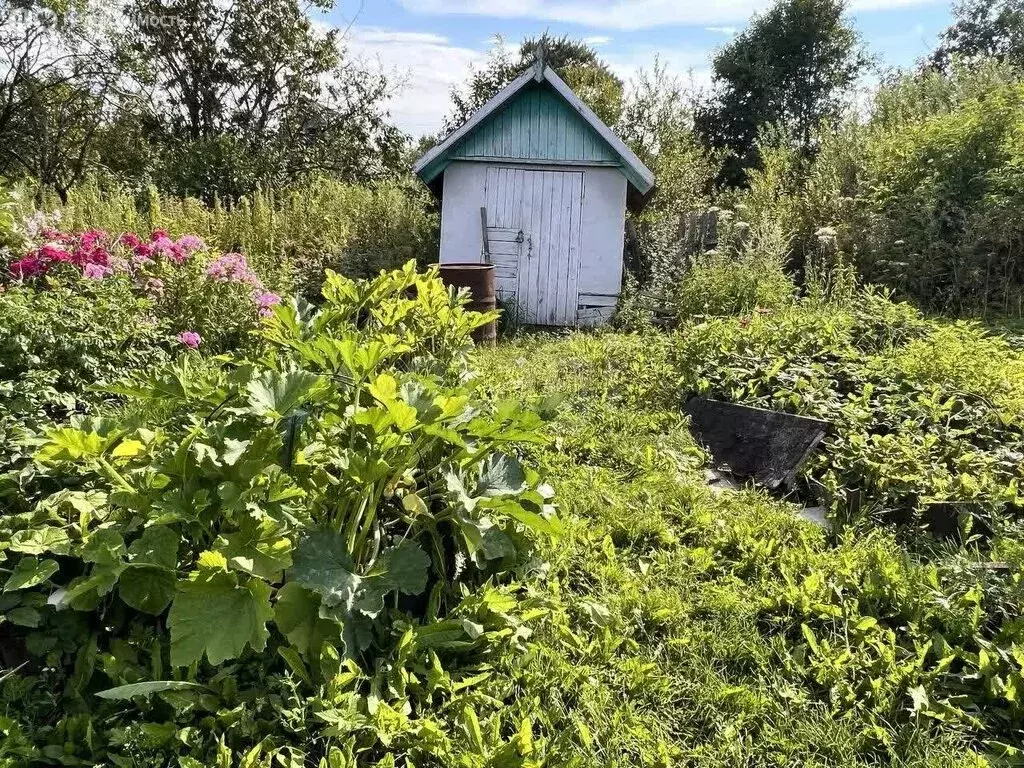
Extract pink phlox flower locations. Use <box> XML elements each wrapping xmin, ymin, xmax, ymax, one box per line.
<box><xmin>38</xmin><ymin>243</ymin><xmax>71</xmax><ymax>263</ymax></box>
<box><xmin>206</xmin><ymin>252</ymin><xmax>261</xmax><ymax>286</ymax></box>
<box><xmin>132</xmin><ymin>243</ymin><xmax>155</xmax><ymax>264</ymax></box>
<box><xmin>254</xmin><ymin>290</ymin><xmax>281</xmax><ymax>317</ymax></box>
<box><xmin>152</xmin><ymin>235</ymin><xmax>186</xmax><ymax>265</ymax></box>
<box><xmin>176</xmin><ymin>234</ymin><xmax>205</xmax><ymax>254</ymax></box>
<box><xmin>177</xmin><ymin>331</ymin><xmax>202</xmax><ymax>349</ymax></box>
<box><xmin>118</xmin><ymin>232</ymin><xmax>156</xmax><ymax>264</ymax></box>
<box><xmin>79</xmin><ymin>230</ymin><xmax>108</xmax><ymax>249</ymax></box>
<box><xmin>9</xmin><ymin>255</ymin><xmax>45</xmax><ymax>279</ymax></box>
<box><xmin>12</xmin><ymin>228</ymin><xmax>117</xmax><ymax>280</ymax></box>
<box><xmin>150</xmin><ymin>229</ymin><xmax>170</xmax><ymax>242</ymax></box>
<box><xmin>80</xmin><ymin>247</ymin><xmax>110</xmax><ymax>268</ymax></box>
<box><xmin>83</xmin><ymin>263</ymin><xmax>111</xmax><ymax>280</ymax></box>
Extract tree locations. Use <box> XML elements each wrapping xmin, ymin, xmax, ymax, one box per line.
<box><xmin>695</xmin><ymin>0</ymin><xmax>869</xmax><ymax>186</ymax></box>
<box><xmin>445</xmin><ymin>34</ymin><xmax>624</xmax><ymax>132</ymax></box>
<box><xmin>0</xmin><ymin>0</ymin><xmax>405</xmax><ymax>199</ymax></box>
<box><xmin>931</xmin><ymin>0</ymin><xmax>1024</xmax><ymax>70</ymax></box>
<box><xmin>616</xmin><ymin>62</ymin><xmax>719</xmax><ymax>285</ymax></box>
<box><xmin>124</xmin><ymin>0</ymin><xmax>405</xmax><ymax>199</ymax></box>
<box><xmin>0</xmin><ymin>1</ymin><xmax>127</xmax><ymax>199</ymax></box>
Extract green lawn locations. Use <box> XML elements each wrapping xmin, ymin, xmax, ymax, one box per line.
<box><xmin>473</xmin><ymin>330</ymin><xmax>983</xmax><ymax>767</ymax></box>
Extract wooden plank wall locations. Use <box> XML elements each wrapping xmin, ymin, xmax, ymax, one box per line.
<box><xmin>576</xmin><ymin>293</ymin><xmax>617</xmax><ymax>326</ymax></box>
<box><xmin>679</xmin><ymin>210</ymin><xmax>719</xmax><ymax>255</ymax></box>
<box><xmin>454</xmin><ymin>84</ymin><xmax>619</xmax><ymax>166</ymax></box>
<box><xmin>484</xmin><ymin>167</ymin><xmax>584</xmax><ymax>325</ymax></box>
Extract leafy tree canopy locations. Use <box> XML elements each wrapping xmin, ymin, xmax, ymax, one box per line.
<box><xmin>0</xmin><ymin>0</ymin><xmax>407</xmax><ymax>201</ymax></box>
<box><xmin>444</xmin><ymin>34</ymin><xmax>624</xmax><ymax>133</ymax></box>
<box><xmin>931</xmin><ymin>0</ymin><xmax>1024</xmax><ymax>70</ymax></box>
<box><xmin>695</xmin><ymin>0</ymin><xmax>869</xmax><ymax>186</ymax></box>
<box><xmin>124</xmin><ymin>0</ymin><xmax>405</xmax><ymax>199</ymax></box>
<box><xmin>0</xmin><ymin>0</ymin><xmax>125</xmax><ymax>200</ymax></box>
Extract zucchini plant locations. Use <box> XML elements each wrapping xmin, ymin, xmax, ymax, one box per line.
<box><xmin>0</xmin><ymin>264</ymin><xmax>560</xmax><ymax>761</ymax></box>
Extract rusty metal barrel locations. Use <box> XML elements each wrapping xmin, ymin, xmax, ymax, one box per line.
<box><xmin>438</xmin><ymin>263</ymin><xmax>497</xmax><ymax>346</ymax></box>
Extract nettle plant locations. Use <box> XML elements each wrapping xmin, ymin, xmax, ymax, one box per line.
<box><xmin>0</xmin><ymin>264</ymin><xmax>559</xmax><ymax>757</ymax></box>
<box><xmin>673</xmin><ymin>298</ymin><xmax>1024</xmax><ymax>533</ymax></box>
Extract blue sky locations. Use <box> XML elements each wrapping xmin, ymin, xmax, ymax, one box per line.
<box><xmin>323</xmin><ymin>0</ymin><xmax>954</xmax><ymax>137</ymax></box>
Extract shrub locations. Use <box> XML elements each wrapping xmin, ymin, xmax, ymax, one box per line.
<box><xmin>618</xmin><ymin>62</ymin><xmax>720</xmax><ymax>287</ymax></box>
<box><xmin>858</xmin><ymin>68</ymin><xmax>1024</xmax><ymax>315</ymax></box>
<box><xmin>672</xmin><ymin>293</ymin><xmax>1024</xmax><ymax>531</ymax></box>
<box><xmin>675</xmin><ymin>252</ymin><xmax>796</xmax><ymax>319</ymax></box>
<box><xmin>5</xmin><ymin>227</ymin><xmax>277</xmax><ymax>353</ymax></box>
<box><xmin>0</xmin><ymin>225</ymin><xmax>283</xmax><ymax>520</ymax></box>
<box><xmin>0</xmin><ymin>264</ymin><xmax>558</xmax><ymax>765</ymax></box>
<box><xmin>738</xmin><ymin>62</ymin><xmax>1024</xmax><ymax>318</ymax></box>
<box><xmin>285</xmin><ymin>177</ymin><xmax>440</xmax><ymax>297</ymax></box>
<box><xmin>0</xmin><ymin>277</ymin><xmax>170</xmax><ymax>514</ymax></box>
<box><xmin>674</xmin><ymin>207</ymin><xmax>797</xmax><ymax>320</ymax></box>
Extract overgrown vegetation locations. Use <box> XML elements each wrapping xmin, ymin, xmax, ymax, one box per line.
<box><xmin>729</xmin><ymin>61</ymin><xmax>1024</xmax><ymax>317</ymax></box>
<box><xmin>11</xmin><ymin>274</ymin><xmax>1024</xmax><ymax>762</ymax></box>
<box><xmin>9</xmin><ymin>177</ymin><xmax>439</xmax><ymax>300</ymax></box>
<box><xmin>674</xmin><ymin>294</ymin><xmax>1024</xmax><ymax>532</ymax></box>
<box><xmin>8</xmin><ymin>0</ymin><xmax>1024</xmax><ymax>764</ymax></box>
<box><xmin>478</xmin><ymin>324</ymin><xmax>1024</xmax><ymax>763</ymax></box>
<box><xmin>0</xmin><ymin>264</ymin><xmax>566</xmax><ymax>764</ymax></box>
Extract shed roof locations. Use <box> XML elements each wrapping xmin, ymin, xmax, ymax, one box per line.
<box><xmin>413</xmin><ymin>63</ymin><xmax>656</xmax><ymax>210</ymax></box>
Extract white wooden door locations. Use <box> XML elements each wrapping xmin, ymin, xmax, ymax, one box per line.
<box><xmin>484</xmin><ymin>167</ymin><xmax>584</xmax><ymax>325</ymax></box>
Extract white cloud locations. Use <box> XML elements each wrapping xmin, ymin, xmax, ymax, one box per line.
<box><xmin>342</xmin><ymin>0</ymin><xmax>921</xmax><ymax>138</ymax></box>
<box><xmin>603</xmin><ymin>44</ymin><xmax>715</xmax><ymax>96</ymax></box>
<box><xmin>396</xmin><ymin>0</ymin><xmax>943</xmax><ymax>29</ymax></box>
<box><xmin>342</xmin><ymin>25</ymin><xmax>719</xmax><ymax>136</ymax></box>
<box><xmin>344</xmin><ymin>26</ymin><xmax>487</xmax><ymax>137</ymax></box>
<box><xmin>355</xmin><ymin>30</ymin><xmax>452</xmax><ymax>45</ymax></box>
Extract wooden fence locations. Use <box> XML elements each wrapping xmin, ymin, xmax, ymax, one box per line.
<box><xmin>678</xmin><ymin>209</ymin><xmax>719</xmax><ymax>255</ymax></box>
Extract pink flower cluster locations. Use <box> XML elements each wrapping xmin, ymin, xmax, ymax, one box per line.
<box><xmin>9</xmin><ymin>229</ymin><xmax>208</xmax><ymax>280</ymax></box>
<box><xmin>9</xmin><ymin>225</ymin><xmax>281</xmax><ymax>323</ymax></box>
<box><xmin>117</xmin><ymin>230</ymin><xmax>206</xmax><ymax>267</ymax></box>
<box><xmin>206</xmin><ymin>252</ymin><xmax>281</xmax><ymax>317</ymax></box>
<box><xmin>10</xmin><ymin>230</ymin><xmax>112</xmax><ymax>279</ymax></box>
<box><xmin>206</xmin><ymin>252</ymin><xmax>261</xmax><ymax>286</ymax></box>
<box><xmin>177</xmin><ymin>331</ymin><xmax>202</xmax><ymax>349</ymax></box>
<box><xmin>255</xmin><ymin>291</ymin><xmax>282</xmax><ymax>316</ymax></box>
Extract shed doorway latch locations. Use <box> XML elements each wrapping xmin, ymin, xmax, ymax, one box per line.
<box><xmin>514</xmin><ymin>230</ymin><xmax>525</xmax><ymax>244</ymax></box>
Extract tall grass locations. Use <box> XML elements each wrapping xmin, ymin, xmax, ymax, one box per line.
<box><xmin>14</xmin><ymin>176</ymin><xmax>439</xmax><ymax>296</ymax></box>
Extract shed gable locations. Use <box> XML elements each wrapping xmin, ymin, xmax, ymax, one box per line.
<box><xmin>449</xmin><ymin>83</ymin><xmax>618</xmax><ymax>165</ymax></box>
<box><xmin>414</xmin><ymin>64</ymin><xmax>654</xmax><ymax>210</ymax></box>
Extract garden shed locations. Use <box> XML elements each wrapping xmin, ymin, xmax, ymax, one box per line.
<box><xmin>413</xmin><ymin>60</ymin><xmax>655</xmax><ymax>326</ymax></box>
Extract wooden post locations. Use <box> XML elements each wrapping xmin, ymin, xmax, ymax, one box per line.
<box><xmin>702</xmin><ymin>209</ymin><xmax>719</xmax><ymax>251</ymax></box>
<box><xmin>480</xmin><ymin>206</ymin><xmax>491</xmax><ymax>263</ymax></box>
